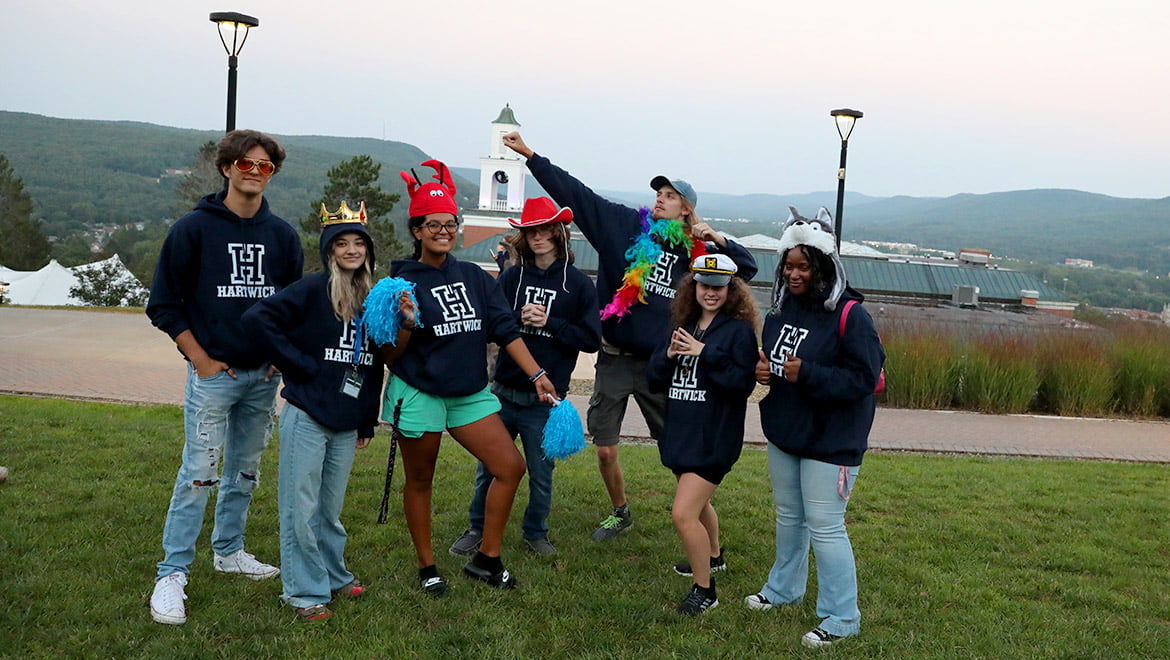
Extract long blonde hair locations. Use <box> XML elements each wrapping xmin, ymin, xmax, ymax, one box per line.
<box><xmin>328</xmin><ymin>246</ymin><xmax>372</xmax><ymax>322</ymax></box>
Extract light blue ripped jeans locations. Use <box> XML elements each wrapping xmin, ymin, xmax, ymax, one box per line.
<box><xmin>760</xmin><ymin>443</ymin><xmax>862</xmax><ymax>638</ymax></box>
<box><xmin>156</xmin><ymin>363</ymin><xmax>279</xmax><ymax>579</ymax></box>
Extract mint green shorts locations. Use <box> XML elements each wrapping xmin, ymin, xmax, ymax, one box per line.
<box><xmin>381</xmin><ymin>375</ymin><xmax>501</xmax><ymax>438</ymax></box>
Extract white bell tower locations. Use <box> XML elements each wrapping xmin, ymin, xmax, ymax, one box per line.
<box><xmin>477</xmin><ymin>104</ymin><xmax>526</xmax><ymax>211</ymax></box>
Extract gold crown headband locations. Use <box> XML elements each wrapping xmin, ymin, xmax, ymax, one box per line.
<box><xmin>320</xmin><ymin>201</ymin><xmax>368</xmax><ymax>227</ymax></box>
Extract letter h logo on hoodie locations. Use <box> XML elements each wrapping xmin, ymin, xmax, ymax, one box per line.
<box><xmin>524</xmin><ymin>287</ymin><xmax>556</xmax><ymax>313</ymax></box>
<box><xmin>672</xmin><ymin>355</ymin><xmax>700</xmax><ymax>390</ymax></box>
<box><xmin>227</xmin><ymin>243</ymin><xmax>267</xmax><ymax>285</ymax></box>
<box><xmin>431</xmin><ymin>282</ymin><xmax>477</xmax><ymax>321</ymax></box>
<box><xmin>769</xmin><ymin>324</ymin><xmax>809</xmax><ymax>376</ymax></box>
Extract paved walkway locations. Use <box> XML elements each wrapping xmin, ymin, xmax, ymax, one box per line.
<box><xmin>2</xmin><ymin>307</ymin><xmax>1168</xmax><ymax>463</ymax></box>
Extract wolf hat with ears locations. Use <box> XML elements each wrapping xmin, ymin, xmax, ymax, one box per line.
<box><xmin>772</xmin><ymin>206</ymin><xmax>847</xmax><ymax>312</ymax></box>
<box><xmin>401</xmin><ymin>159</ymin><xmax>458</xmax><ymax>218</ymax></box>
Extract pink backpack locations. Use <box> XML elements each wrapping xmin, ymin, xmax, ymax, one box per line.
<box><xmin>839</xmin><ymin>300</ymin><xmax>886</xmax><ymax>394</ymax></box>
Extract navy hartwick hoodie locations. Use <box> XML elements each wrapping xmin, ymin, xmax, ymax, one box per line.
<box><xmin>241</xmin><ymin>223</ymin><xmax>384</xmax><ymax>438</ymax></box>
<box><xmin>647</xmin><ymin>313</ymin><xmax>758</xmax><ymax>481</ymax></box>
<box><xmin>147</xmin><ymin>191</ymin><xmax>304</xmax><ymax>369</ymax></box>
<box><xmin>758</xmin><ymin>287</ymin><xmax>885</xmax><ymax>466</ymax></box>
<box><xmin>492</xmin><ymin>259</ymin><xmax>602</xmax><ymax>396</ymax></box>
<box><xmin>390</xmin><ymin>254</ymin><xmax>521</xmax><ymax>398</ymax></box>
<box><xmin>525</xmin><ymin>154</ymin><xmax>758</xmax><ymax>357</ymax></box>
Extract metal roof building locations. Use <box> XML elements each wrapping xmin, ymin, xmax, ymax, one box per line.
<box><xmin>456</xmin><ymin>232</ymin><xmax>1071</xmax><ymax>307</ymax></box>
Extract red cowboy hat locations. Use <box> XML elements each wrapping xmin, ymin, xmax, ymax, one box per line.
<box><xmin>507</xmin><ymin>197</ymin><xmax>573</xmax><ymax>229</ymax></box>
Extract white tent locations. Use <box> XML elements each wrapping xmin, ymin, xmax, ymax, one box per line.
<box><xmin>0</xmin><ymin>255</ymin><xmax>146</xmax><ymax>306</ymax></box>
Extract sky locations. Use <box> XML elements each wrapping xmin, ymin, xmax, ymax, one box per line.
<box><xmin>4</xmin><ymin>0</ymin><xmax>1169</xmax><ymax>200</ymax></box>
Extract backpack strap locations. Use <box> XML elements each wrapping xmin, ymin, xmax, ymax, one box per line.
<box><xmin>838</xmin><ymin>299</ymin><xmax>857</xmax><ymax>338</ymax></box>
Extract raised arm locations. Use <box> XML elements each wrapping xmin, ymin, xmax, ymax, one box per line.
<box><xmin>502</xmin><ymin>131</ymin><xmax>640</xmax><ymax>251</ymax></box>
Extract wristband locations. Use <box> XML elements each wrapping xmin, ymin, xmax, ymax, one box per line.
<box><xmin>528</xmin><ymin>368</ymin><xmax>547</xmax><ymax>383</ymax></box>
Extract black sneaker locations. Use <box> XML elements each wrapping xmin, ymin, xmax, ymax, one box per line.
<box><xmin>801</xmin><ymin>627</ymin><xmax>845</xmax><ymax>648</ymax></box>
<box><xmin>677</xmin><ymin>579</ymin><xmax>719</xmax><ymax>616</ymax></box>
<box><xmin>462</xmin><ymin>561</ymin><xmax>517</xmax><ymax>589</ymax></box>
<box><xmin>673</xmin><ymin>548</ymin><xmax>726</xmax><ymax>576</ymax></box>
<box><xmin>590</xmin><ymin>507</ymin><xmax>632</xmax><ymax>541</ymax></box>
<box><xmin>448</xmin><ymin>528</ymin><xmax>483</xmax><ymax>556</ymax></box>
<box><xmin>418</xmin><ymin>571</ymin><xmax>447</xmax><ymax>597</ymax></box>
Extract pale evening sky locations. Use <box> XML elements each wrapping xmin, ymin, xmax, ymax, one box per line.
<box><xmin>3</xmin><ymin>0</ymin><xmax>1168</xmax><ymax>200</ymax></box>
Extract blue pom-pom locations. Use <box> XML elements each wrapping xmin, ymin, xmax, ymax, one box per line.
<box><xmin>541</xmin><ymin>398</ymin><xmax>585</xmax><ymax>461</ymax></box>
<box><xmin>364</xmin><ymin>277</ymin><xmax>421</xmax><ymax>346</ymax></box>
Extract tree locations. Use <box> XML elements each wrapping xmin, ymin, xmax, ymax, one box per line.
<box><xmin>102</xmin><ymin>220</ymin><xmax>169</xmax><ymax>285</ymax></box>
<box><xmin>0</xmin><ymin>154</ymin><xmax>51</xmax><ymax>270</ymax></box>
<box><xmin>69</xmin><ymin>260</ymin><xmax>148</xmax><ymax>307</ymax></box>
<box><xmin>52</xmin><ymin>234</ymin><xmax>99</xmax><ymax>267</ymax></box>
<box><xmin>301</xmin><ymin>155</ymin><xmax>405</xmax><ymax>277</ymax></box>
<box><xmin>174</xmin><ymin>141</ymin><xmax>223</xmax><ymax>213</ymax></box>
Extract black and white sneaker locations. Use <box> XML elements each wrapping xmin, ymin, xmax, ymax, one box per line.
<box><xmin>418</xmin><ymin>569</ymin><xmax>447</xmax><ymax>597</ymax></box>
<box><xmin>462</xmin><ymin>561</ymin><xmax>517</xmax><ymax>589</ymax></box>
<box><xmin>744</xmin><ymin>592</ymin><xmax>773</xmax><ymax>611</ymax></box>
<box><xmin>801</xmin><ymin>627</ymin><xmax>845</xmax><ymax>648</ymax></box>
<box><xmin>673</xmin><ymin>548</ymin><xmax>726</xmax><ymax>577</ymax></box>
<box><xmin>676</xmin><ymin>579</ymin><xmax>719</xmax><ymax>616</ymax></box>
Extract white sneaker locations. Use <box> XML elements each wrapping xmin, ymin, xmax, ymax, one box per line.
<box><xmin>213</xmin><ymin>549</ymin><xmax>280</xmax><ymax>580</ymax></box>
<box><xmin>744</xmin><ymin>592</ymin><xmax>773</xmax><ymax>611</ymax></box>
<box><xmin>802</xmin><ymin>627</ymin><xmax>845</xmax><ymax>648</ymax></box>
<box><xmin>150</xmin><ymin>573</ymin><xmax>188</xmax><ymax>625</ymax></box>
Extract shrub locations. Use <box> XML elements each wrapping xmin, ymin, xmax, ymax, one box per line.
<box><xmin>1036</xmin><ymin>332</ymin><xmax>1115</xmax><ymax>416</ymax></box>
<box><xmin>1109</xmin><ymin>323</ymin><xmax>1170</xmax><ymax>417</ymax></box>
<box><xmin>955</xmin><ymin>333</ymin><xmax>1039</xmax><ymax>414</ymax></box>
<box><xmin>881</xmin><ymin>322</ymin><xmax>956</xmax><ymax>410</ymax></box>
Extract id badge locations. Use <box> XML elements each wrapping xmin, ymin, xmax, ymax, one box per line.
<box><xmin>340</xmin><ymin>369</ymin><xmax>364</xmax><ymax>399</ymax></box>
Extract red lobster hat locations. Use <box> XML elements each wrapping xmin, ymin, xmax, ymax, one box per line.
<box><xmin>401</xmin><ymin>159</ymin><xmax>458</xmax><ymax>218</ymax></box>
<box><xmin>507</xmin><ymin>196</ymin><xmax>573</xmax><ymax>229</ymax></box>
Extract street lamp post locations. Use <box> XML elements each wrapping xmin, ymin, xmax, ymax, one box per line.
<box><xmin>209</xmin><ymin>12</ymin><xmax>259</xmax><ymax>133</ymax></box>
<box><xmin>830</xmin><ymin>108</ymin><xmax>863</xmax><ymax>251</ymax></box>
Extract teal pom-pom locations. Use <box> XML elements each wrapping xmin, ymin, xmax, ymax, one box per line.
<box><xmin>541</xmin><ymin>398</ymin><xmax>585</xmax><ymax>461</ymax></box>
<box><xmin>364</xmin><ymin>277</ymin><xmax>421</xmax><ymax>346</ymax></box>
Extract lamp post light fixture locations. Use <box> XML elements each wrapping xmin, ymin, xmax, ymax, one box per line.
<box><xmin>209</xmin><ymin>11</ymin><xmax>259</xmax><ymax>133</ymax></box>
<box><xmin>830</xmin><ymin>108</ymin><xmax>863</xmax><ymax>251</ymax></box>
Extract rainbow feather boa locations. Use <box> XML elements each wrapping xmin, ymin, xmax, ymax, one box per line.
<box><xmin>600</xmin><ymin>208</ymin><xmax>709</xmax><ymax>320</ymax></box>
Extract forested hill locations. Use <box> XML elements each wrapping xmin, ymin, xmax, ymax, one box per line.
<box><xmin>846</xmin><ymin>190</ymin><xmax>1170</xmax><ymax>273</ymax></box>
<box><xmin>2</xmin><ymin>111</ymin><xmax>1168</xmax><ymax>273</ymax></box>
<box><xmin>0</xmin><ymin>111</ymin><xmax>477</xmax><ymax>236</ymax></box>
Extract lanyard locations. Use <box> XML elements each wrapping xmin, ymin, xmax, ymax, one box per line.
<box><xmin>351</xmin><ymin>313</ymin><xmax>364</xmax><ymax>370</ymax></box>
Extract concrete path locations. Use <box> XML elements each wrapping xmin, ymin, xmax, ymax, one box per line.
<box><xmin>2</xmin><ymin>307</ymin><xmax>1168</xmax><ymax>463</ymax></box>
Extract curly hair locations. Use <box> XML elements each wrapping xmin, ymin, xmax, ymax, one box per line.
<box><xmin>501</xmin><ymin>224</ymin><xmax>574</xmax><ymax>267</ymax></box>
<box><xmin>771</xmin><ymin>244</ymin><xmax>838</xmax><ymax>310</ymax></box>
<box><xmin>215</xmin><ymin>129</ymin><xmax>287</xmax><ymax>173</ymax></box>
<box><xmin>672</xmin><ymin>273</ymin><xmax>761</xmax><ymax>335</ymax></box>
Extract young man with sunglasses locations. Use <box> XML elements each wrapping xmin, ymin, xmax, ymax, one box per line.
<box><xmin>146</xmin><ymin>129</ymin><xmax>303</xmax><ymax>625</ymax></box>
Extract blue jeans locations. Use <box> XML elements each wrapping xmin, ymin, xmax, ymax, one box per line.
<box><xmin>761</xmin><ymin>444</ymin><xmax>862</xmax><ymax>638</ymax></box>
<box><xmin>156</xmin><ymin>364</ymin><xmax>279</xmax><ymax>579</ymax></box>
<box><xmin>277</xmin><ymin>403</ymin><xmax>357</xmax><ymax>608</ymax></box>
<box><xmin>468</xmin><ymin>391</ymin><xmax>554</xmax><ymax>540</ymax></box>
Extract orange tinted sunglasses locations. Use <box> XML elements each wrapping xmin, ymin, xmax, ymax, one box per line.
<box><xmin>233</xmin><ymin>157</ymin><xmax>276</xmax><ymax>176</ymax></box>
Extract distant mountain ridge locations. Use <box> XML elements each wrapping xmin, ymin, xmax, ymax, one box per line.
<box><xmin>2</xmin><ymin>111</ymin><xmax>1166</xmax><ymax>273</ymax></box>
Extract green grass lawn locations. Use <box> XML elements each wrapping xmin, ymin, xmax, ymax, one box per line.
<box><xmin>1</xmin><ymin>395</ymin><xmax>1167</xmax><ymax>659</ymax></box>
